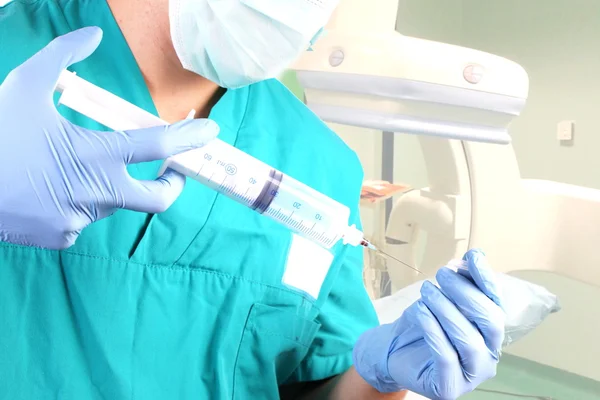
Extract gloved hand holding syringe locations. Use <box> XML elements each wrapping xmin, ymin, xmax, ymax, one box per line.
<box><xmin>55</xmin><ymin>70</ymin><xmax>418</xmax><ymax>272</ymax></box>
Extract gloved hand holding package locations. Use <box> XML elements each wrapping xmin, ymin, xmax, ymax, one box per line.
<box><xmin>353</xmin><ymin>249</ymin><xmax>561</xmax><ymax>400</ymax></box>
<box><xmin>373</xmin><ymin>256</ymin><xmax>561</xmax><ymax>347</ymax></box>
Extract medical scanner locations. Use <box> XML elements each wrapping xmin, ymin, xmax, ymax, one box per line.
<box><xmin>292</xmin><ymin>0</ymin><xmax>600</xmax><ymax>394</ymax></box>
<box><xmin>293</xmin><ymin>0</ymin><xmax>527</xmax><ymax>145</ymax></box>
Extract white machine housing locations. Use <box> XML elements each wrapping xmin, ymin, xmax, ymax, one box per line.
<box><xmin>293</xmin><ymin>0</ymin><xmax>529</xmax><ymax>144</ymax></box>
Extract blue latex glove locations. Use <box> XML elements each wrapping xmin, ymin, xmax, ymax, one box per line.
<box><xmin>0</xmin><ymin>27</ymin><xmax>220</xmax><ymax>249</ymax></box>
<box><xmin>353</xmin><ymin>249</ymin><xmax>505</xmax><ymax>400</ymax></box>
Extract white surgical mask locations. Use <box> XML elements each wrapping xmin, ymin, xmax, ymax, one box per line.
<box><xmin>169</xmin><ymin>0</ymin><xmax>339</xmax><ymax>89</ymax></box>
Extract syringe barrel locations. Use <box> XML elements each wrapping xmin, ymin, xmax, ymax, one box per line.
<box><xmin>162</xmin><ymin>141</ymin><xmax>352</xmax><ymax>249</ymax></box>
<box><xmin>55</xmin><ymin>70</ymin><xmax>355</xmax><ymax>250</ymax></box>
<box><xmin>264</xmin><ymin>168</ymin><xmax>353</xmax><ymax>249</ymax></box>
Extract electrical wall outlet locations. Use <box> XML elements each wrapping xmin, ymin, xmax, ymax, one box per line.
<box><xmin>557</xmin><ymin>120</ymin><xmax>574</xmax><ymax>141</ymax></box>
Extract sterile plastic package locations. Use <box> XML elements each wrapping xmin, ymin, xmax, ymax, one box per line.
<box><xmin>373</xmin><ymin>260</ymin><xmax>561</xmax><ymax>348</ymax></box>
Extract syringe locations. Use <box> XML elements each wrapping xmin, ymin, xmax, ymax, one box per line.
<box><xmin>54</xmin><ymin>70</ymin><xmax>373</xmax><ymax>251</ymax></box>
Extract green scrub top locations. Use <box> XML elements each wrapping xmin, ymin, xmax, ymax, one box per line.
<box><xmin>0</xmin><ymin>1</ymin><xmax>379</xmax><ymax>399</ymax></box>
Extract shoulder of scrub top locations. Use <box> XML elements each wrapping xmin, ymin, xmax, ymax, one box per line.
<box><xmin>239</xmin><ymin>78</ymin><xmax>365</xmax><ymax>214</ymax></box>
<box><xmin>0</xmin><ymin>1</ymin><xmax>69</xmax><ymax>82</ymax></box>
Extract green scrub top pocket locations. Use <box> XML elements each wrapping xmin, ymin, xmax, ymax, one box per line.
<box><xmin>232</xmin><ymin>303</ymin><xmax>321</xmax><ymax>399</ymax></box>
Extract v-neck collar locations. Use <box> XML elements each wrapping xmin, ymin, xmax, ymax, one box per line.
<box><xmin>70</xmin><ymin>0</ymin><xmax>250</xmax><ymax>148</ymax></box>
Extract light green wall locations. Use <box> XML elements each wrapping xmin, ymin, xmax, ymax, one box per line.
<box><xmin>397</xmin><ymin>0</ymin><xmax>463</xmax><ymax>45</ymax></box>
<box><xmin>460</xmin><ymin>0</ymin><xmax>600</xmax><ymax>188</ymax></box>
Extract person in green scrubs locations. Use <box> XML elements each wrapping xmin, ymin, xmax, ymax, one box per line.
<box><xmin>0</xmin><ymin>1</ymin><xmax>382</xmax><ymax>398</ymax></box>
<box><xmin>0</xmin><ymin>1</ymin><xmax>506</xmax><ymax>399</ymax></box>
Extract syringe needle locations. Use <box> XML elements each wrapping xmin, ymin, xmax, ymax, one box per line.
<box><xmin>376</xmin><ymin>249</ymin><xmax>423</xmax><ymax>275</ymax></box>
<box><xmin>361</xmin><ymin>238</ymin><xmax>423</xmax><ymax>275</ymax></box>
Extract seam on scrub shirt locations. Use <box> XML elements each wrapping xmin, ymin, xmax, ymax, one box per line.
<box><xmin>11</xmin><ymin>0</ymin><xmax>43</xmax><ymax>7</ymax></box>
<box><xmin>0</xmin><ymin>243</ymin><xmax>318</xmax><ymax>303</ymax></box>
<box><xmin>53</xmin><ymin>0</ymin><xmax>76</xmax><ymax>33</ymax></box>
<box><xmin>247</xmin><ymin>330</ymin><xmax>313</xmax><ymax>348</ymax></box>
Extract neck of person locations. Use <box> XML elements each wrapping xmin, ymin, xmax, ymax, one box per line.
<box><xmin>107</xmin><ymin>0</ymin><xmax>224</xmax><ymax>124</ymax></box>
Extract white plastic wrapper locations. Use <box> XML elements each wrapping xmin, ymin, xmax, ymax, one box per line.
<box><xmin>373</xmin><ymin>265</ymin><xmax>561</xmax><ymax>347</ymax></box>
<box><xmin>495</xmin><ymin>272</ymin><xmax>561</xmax><ymax>346</ymax></box>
